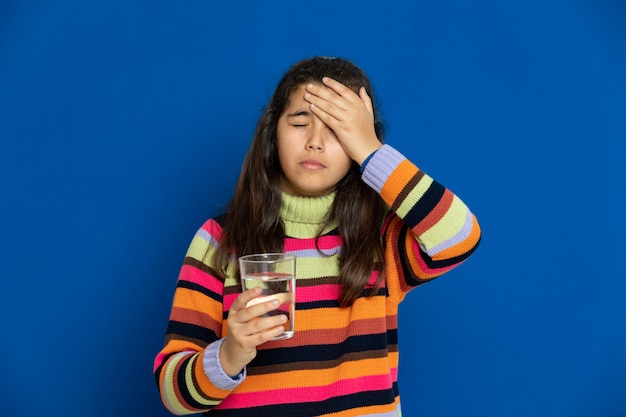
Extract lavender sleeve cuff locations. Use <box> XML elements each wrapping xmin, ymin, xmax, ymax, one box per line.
<box><xmin>203</xmin><ymin>338</ymin><xmax>246</xmax><ymax>390</ymax></box>
<box><xmin>361</xmin><ymin>144</ymin><xmax>406</xmax><ymax>193</ymax></box>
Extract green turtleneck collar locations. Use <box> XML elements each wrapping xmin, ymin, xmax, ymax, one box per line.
<box><xmin>280</xmin><ymin>191</ymin><xmax>337</xmax><ymax>238</ymax></box>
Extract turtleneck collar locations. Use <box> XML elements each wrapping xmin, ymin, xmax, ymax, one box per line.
<box><xmin>280</xmin><ymin>191</ymin><xmax>337</xmax><ymax>237</ymax></box>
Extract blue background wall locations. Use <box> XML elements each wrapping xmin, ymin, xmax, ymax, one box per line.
<box><xmin>1</xmin><ymin>1</ymin><xmax>624</xmax><ymax>416</ymax></box>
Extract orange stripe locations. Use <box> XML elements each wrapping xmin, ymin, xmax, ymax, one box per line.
<box><xmin>380</xmin><ymin>160</ymin><xmax>419</xmax><ymax>203</ymax></box>
<box><xmin>194</xmin><ymin>349</ymin><xmax>232</xmax><ymax>398</ymax></box>
<box><xmin>290</xmin><ymin>302</ymin><xmax>390</xmax><ymax>331</ymax></box>
<box><xmin>172</xmin><ymin>288</ymin><xmax>223</xmax><ymax>322</ymax></box>
<box><xmin>404</xmin><ymin>233</ymin><xmax>436</xmax><ymax>279</ymax></box>
<box><xmin>384</xmin><ymin>217</ymin><xmax>410</xmax><ymax>301</ymax></box>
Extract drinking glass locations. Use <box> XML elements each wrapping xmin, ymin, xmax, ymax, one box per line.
<box><xmin>238</xmin><ymin>253</ymin><xmax>296</xmax><ymax>340</ymax></box>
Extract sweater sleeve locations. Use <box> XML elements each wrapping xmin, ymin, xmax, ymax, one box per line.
<box><xmin>153</xmin><ymin>219</ymin><xmax>242</xmax><ymax>415</ymax></box>
<box><xmin>362</xmin><ymin>144</ymin><xmax>481</xmax><ymax>297</ymax></box>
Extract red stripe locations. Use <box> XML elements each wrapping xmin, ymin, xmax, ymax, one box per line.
<box><xmin>412</xmin><ymin>239</ymin><xmax>456</xmax><ymax>277</ymax></box>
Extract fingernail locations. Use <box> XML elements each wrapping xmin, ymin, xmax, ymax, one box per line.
<box><xmin>307</xmin><ymin>83</ymin><xmax>314</xmax><ymax>90</ymax></box>
<box><xmin>272</xmin><ymin>299</ymin><xmax>280</xmax><ymax>306</ymax></box>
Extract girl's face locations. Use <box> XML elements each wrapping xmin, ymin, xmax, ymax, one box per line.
<box><xmin>276</xmin><ymin>84</ymin><xmax>352</xmax><ymax>197</ymax></box>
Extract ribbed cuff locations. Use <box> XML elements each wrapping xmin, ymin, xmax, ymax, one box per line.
<box><xmin>361</xmin><ymin>144</ymin><xmax>406</xmax><ymax>193</ymax></box>
<box><xmin>203</xmin><ymin>338</ymin><xmax>246</xmax><ymax>390</ymax></box>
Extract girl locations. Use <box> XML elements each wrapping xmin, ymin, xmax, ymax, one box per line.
<box><xmin>154</xmin><ymin>56</ymin><xmax>481</xmax><ymax>416</ymax></box>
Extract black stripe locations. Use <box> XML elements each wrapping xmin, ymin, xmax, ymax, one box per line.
<box><xmin>397</xmin><ymin>223</ymin><xmax>426</xmax><ymax>287</ymax></box>
<box><xmin>175</xmin><ymin>355</ymin><xmax>212</xmax><ymax>410</ymax></box>
<box><xmin>203</xmin><ymin>387</ymin><xmax>398</xmax><ymax>417</ymax></box>
<box><xmin>387</xmin><ymin>328</ymin><xmax>398</xmax><ymax>345</ymax></box>
<box><xmin>298</xmin><ymin>300</ymin><xmax>341</xmax><ymax>310</ymax></box>
<box><xmin>154</xmin><ymin>352</ymin><xmax>176</xmax><ymax>385</ymax></box>
<box><xmin>297</xmin><ymin>287</ymin><xmax>388</xmax><ymax>311</ymax></box>
<box><xmin>398</xmin><ymin>225</ymin><xmax>481</xmax><ymax>287</ymax></box>
<box><xmin>403</xmin><ymin>179</ymin><xmax>446</xmax><ymax>228</ymax></box>
<box><xmin>417</xmin><ymin>235</ymin><xmax>482</xmax><ymax>269</ymax></box>
<box><xmin>166</xmin><ymin>320</ymin><xmax>217</xmax><ymax>345</ymax></box>
<box><xmin>177</xmin><ymin>280</ymin><xmax>222</xmax><ymax>303</ymax></box>
<box><xmin>250</xmin><ymin>332</ymin><xmax>391</xmax><ymax>367</ymax></box>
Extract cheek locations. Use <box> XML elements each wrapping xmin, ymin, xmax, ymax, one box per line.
<box><xmin>275</xmin><ymin>129</ymin><xmax>290</xmax><ymax>166</ymax></box>
<box><xmin>331</xmin><ymin>144</ymin><xmax>353</xmax><ymax>173</ymax></box>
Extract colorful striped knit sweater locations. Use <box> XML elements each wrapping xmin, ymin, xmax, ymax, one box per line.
<box><xmin>154</xmin><ymin>145</ymin><xmax>481</xmax><ymax>416</ymax></box>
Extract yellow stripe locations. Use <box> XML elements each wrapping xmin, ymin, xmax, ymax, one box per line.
<box><xmin>162</xmin><ymin>352</ymin><xmax>192</xmax><ymax>414</ymax></box>
<box><xmin>186</xmin><ymin>234</ymin><xmax>212</xmax><ymax>261</ymax></box>
<box><xmin>297</xmin><ymin>256</ymin><xmax>341</xmax><ymax>279</ymax></box>
<box><xmin>395</xmin><ymin>175</ymin><xmax>433</xmax><ymax>219</ymax></box>
<box><xmin>420</xmin><ymin>196</ymin><xmax>467</xmax><ymax>250</ymax></box>
<box><xmin>184</xmin><ymin>354</ymin><xmax>221</xmax><ymax>407</ymax></box>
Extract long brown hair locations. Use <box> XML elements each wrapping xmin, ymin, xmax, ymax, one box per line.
<box><xmin>214</xmin><ymin>57</ymin><xmax>388</xmax><ymax>306</ymax></box>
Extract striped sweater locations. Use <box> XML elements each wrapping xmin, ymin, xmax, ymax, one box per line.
<box><xmin>154</xmin><ymin>145</ymin><xmax>481</xmax><ymax>416</ymax></box>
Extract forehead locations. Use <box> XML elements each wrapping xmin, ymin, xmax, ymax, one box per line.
<box><xmin>284</xmin><ymin>83</ymin><xmax>321</xmax><ymax>110</ymax></box>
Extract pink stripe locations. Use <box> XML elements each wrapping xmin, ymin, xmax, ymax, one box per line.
<box><xmin>200</xmin><ymin>219</ymin><xmax>223</xmax><ymax>239</ymax></box>
<box><xmin>224</xmin><ymin>293</ymin><xmax>237</xmax><ymax>311</ymax></box>
<box><xmin>284</xmin><ymin>235</ymin><xmax>341</xmax><ymax>251</ymax></box>
<box><xmin>224</xmin><ymin>277</ymin><xmax>383</xmax><ymax>307</ymax></box>
<box><xmin>367</xmin><ymin>270</ymin><xmax>381</xmax><ymax>286</ymax></box>
<box><xmin>224</xmin><ymin>284</ymin><xmax>342</xmax><ymax>308</ymax></box>
<box><xmin>179</xmin><ymin>265</ymin><xmax>224</xmax><ymax>294</ymax></box>
<box><xmin>297</xmin><ymin>284</ymin><xmax>341</xmax><ymax>302</ymax></box>
<box><xmin>218</xmin><ymin>374</ymin><xmax>394</xmax><ymax>409</ymax></box>
<box><xmin>153</xmin><ymin>352</ymin><xmax>168</xmax><ymax>371</ymax></box>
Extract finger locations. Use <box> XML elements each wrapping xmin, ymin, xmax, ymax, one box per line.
<box><xmin>247</xmin><ymin>323</ymin><xmax>286</xmax><ymax>345</ymax></box>
<box><xmin>245</xmin><ymin>292</ymin><xmax>292</xmax><ymax>307</ymax></box>
<box><xmin>321</xmin><ymin>77</ymin><xmax>359</xmax><ymax>102</ymax></box>
<box><xmin>305</xmin><ymin>94</ymin><xmax>343</xmax><ymax>126</ymax></box>
<box><xmin>305</xmin><ymin>83</ymin><xmax>348</xmax><ymax>113</ymax></box>
<box><xmin>239</xmin><ymin>298</ymin><xmax>283</xmax><ymax>324</ymax></box>
<box><xmin>248</xmin><ymin>313</ymin><xmax>288</xmax><ymax>335</ymax></box>
<box><xmin>239</xmin><ymin>315</ymin><xmax>287</xmax><ymax>348</ymax></box>
<box><xmin>308</xmin><ymin>101</ymin><xmax>339</xmax><ymax>128</ymax></box>
<box><xmin>231</xmin><ymin>287</ymin><xmax>262</xmax><ymax>312</ymax></box>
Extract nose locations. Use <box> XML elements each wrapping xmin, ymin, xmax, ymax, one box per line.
<box><xmin>305</xmin><ymin>122</ymin><xmax>328</xmax><ymax>151</ymax></box>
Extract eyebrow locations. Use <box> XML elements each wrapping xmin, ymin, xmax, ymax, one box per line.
<box><xmin>286</xmin><ymin>110</ymin><xmax>311</xmax><ymax>118</ymax></box>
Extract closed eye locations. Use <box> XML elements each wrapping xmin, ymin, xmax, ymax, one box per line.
<box><xmin>286</xmin><ymin>109</ymin><xmax>312</xmax><ymax>128</ymax></box>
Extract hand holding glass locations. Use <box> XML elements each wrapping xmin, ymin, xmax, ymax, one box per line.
<box><xmin>239</xmin><ymin>253</ymin><xmax>296</xmax><ymax>340</ymax></box>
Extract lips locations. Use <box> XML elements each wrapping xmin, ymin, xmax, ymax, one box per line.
<box><xmin>300</xmin><ymin>159</ymin><xmax>326</xmax><ymax>170</ymax></box>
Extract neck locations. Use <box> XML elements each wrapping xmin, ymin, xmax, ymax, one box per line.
<box><xmin>280</xmin><ymin>191</ymin><xmax>336</xmax><ymax>238</ymax></box>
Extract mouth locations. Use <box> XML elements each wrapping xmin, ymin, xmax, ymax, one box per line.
<box><xmin>300</xmin><ymin>159</ymin><xmax>326</xmax><ymax>170</ymax></box>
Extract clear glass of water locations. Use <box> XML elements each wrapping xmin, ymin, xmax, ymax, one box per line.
<box><xmin>238</xmin><ymin>253</ymin><xmax>296</xmax><ymax>340</ymax></box>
